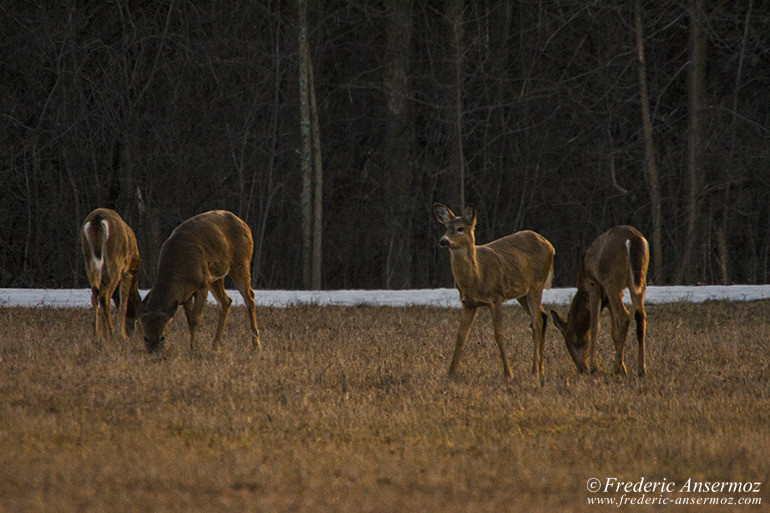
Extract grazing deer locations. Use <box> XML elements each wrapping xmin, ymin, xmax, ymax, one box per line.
<box><xmin>137</xmin><ymin>210</ymin><xmax>262</xmax><ymax>353</ymax></box>
<box><xmin>551</xmin><ymin>225</ymin><xmax>649</xmax><ymax>376</ymax></box>
<box><xmin>434</xmin><ymin>204</ymin><xmax>555</xmax><ymax>378</ymax></box>
<box><xmin>80</xmin><ymin>208</ymin><xmax>141</xmax><ymax>342</ymax></box>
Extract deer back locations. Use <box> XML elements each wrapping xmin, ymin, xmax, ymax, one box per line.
<box><xmin>578</xmin><ymin>225</ymin><xmax>648</xmax><ymax>294</ymax></box>
<box><xmin>147</xmin><ymin>210</ymin><xmax>253</xmax><ymax>308</ymax></box>
<box><xmin>468</xmin><ymin>230</ymin><xmax>554</xmax><ymax>303</ymax></box>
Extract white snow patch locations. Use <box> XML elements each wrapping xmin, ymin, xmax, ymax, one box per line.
<box><xmin>1</xmin><ymin>285</ymin><xmax>770</xmax><ymax>309</ymax></box>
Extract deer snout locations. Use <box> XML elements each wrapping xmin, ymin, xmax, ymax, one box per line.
<box><xmin>439</xmin><ymin>237</ymin><xmax>450</xmax><ymax>248</ymax></box>
<box><xmin>144</xmin><ymin>336</ymin><xmax>160</xmax><ymax>353</ymax></box>
<box><xmin>144</xmin><ymin>335</ymin><xmax>167</xmax><ymax>353</ymax></box>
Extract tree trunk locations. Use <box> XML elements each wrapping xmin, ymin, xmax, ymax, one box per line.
<box><xmin>253</xmin><ymin>0</ymin><xmax>282</xmax><ymax>287</ymax></box>
<box><xmin>297</xmin><ymin>0</ymin><xmax>313</xmax><ymax>289</ymax></box>
<box><xmin>383</xmin><ymin>0</ymin><xmax>413</xmax><ymax>288</ymax></box>
<box><xmin>308</xmin><ymin>44</ymin><xmax>323</xmax><ymax>290</ymax></box>
<box><xmin>720</xmin><ymin>1</ymin><xmax>753</xmax><ymax>285</ymax></box>
<box><xmin>446</xmin><ymin>0</ymin><xmax>465</xmax><ymax>208</ymax></box>
<box><xmin>676</xmin><ymin>0</ymin><xmax>707</xmax><ymax>284</ymax></box>
<box><xmin>634</xmin><ymin>0</ymin><xmax>664</xmax><ymax>284</ymax></box>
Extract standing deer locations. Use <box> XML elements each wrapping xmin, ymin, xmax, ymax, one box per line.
<box><xmin>137</xmin><ymin>210</ymin><xmax>261</xmax><ymax>353</ymax></box>
<box><xmin>80</xmin><ymin>208</ymin><xmax>141</xmax><ymax>342</ymax></box>
<box><xmin>550</xmin><ymin>225</ymin><xmax>649</xmax><ymax>376</ymax></box>
<box><xmin>434</xmin><ymin>204</ymin><xmax>555</xmax><ymax>378</ymax></box>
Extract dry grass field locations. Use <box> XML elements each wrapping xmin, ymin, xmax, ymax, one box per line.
<box><xmin>1</xmin><ymin>300</ymin><xmax>768</xmax><ymax>512</ymax></box>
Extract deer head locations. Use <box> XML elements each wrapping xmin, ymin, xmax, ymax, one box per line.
<box><xmin>137</xmin><ymin>298</ymin><xmax>178</xmax><ymax>353</ymax></box>
<box><xmin>434</xmin><ymin>203</ymin><xmax>476</xmax><ymax>250</ymax></box>
<box><xmin>551</xmin><ymin>307</ymin><xmax>589</xmax><ymax>373</ymax></box>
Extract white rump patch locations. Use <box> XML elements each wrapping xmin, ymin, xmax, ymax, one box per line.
<box><xmin>92</xmin><ymin>255</ymin><xmax>104</xmax><ymax>273</ymax></box>
<box><xmin>101</xmin><ymin>219</ymin><xmax>109</xmax><ymax>241</ymax></box>
<box><xmin>83</xmin><ymin>219</ymin><xmax>109</xmax><ymax>283</ymax></box>
<box><xmin>625</xmin><ymin>238</ymin><xmax>631</xmax><ymax>255</ymax></box>
<box><xmin>99</xmin><ymin>220</ymin><xmax>109</xmax><ymax>271</ymax></box>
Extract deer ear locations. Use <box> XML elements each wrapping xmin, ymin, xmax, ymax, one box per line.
<box><xmin>550</xmin><ymin>310</ymin><xmax>567</xmax><ymax>335</ymax></box>
<box><xmin>434</xmin><ymin>203</ymin><xmax>453</xmax><ymax>224</ymax></box>
<box><xmin>462</xmin><ymin>204</ymin><xmax>476</xmax><ymax>225</ymax></box>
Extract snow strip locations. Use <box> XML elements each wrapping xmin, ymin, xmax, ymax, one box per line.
<box><xmin>1</xmin><ymin>285</ymin><xmax>770</xmax><ymax>309</ymax></box>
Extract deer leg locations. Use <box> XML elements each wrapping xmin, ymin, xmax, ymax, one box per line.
<box><xmin>538</xmin><ymin>308</ymin><xmax>548</xmax><ymax>375</ymax></box>
<box><xmin>90</xmin><ymin>287</ymin><xmax>100</xmax><ymax>340</ymax></box>
<box><xmin>186</xmin><ymin>288</ymin><xmax>208</xmax><ymax>355</ymax></box>
<box><xmin>115</xmin><ymin>276</ymin><xmax>131</xmax><ymax>341</ymax></box>
<box><xmin>608</xmin><ymin>293</ymin><xmax>631</xmax><ymax>376</ymax></box>
<box><xmin>182</xmin><ymin>299</ymin><xmax>194</xmax><ymax>333</ymax></box>
<box><xmin>448</xmin><ymin>305</ymin><xmax>477</xmax><ymax>377</ymax></box>
<box><xmin>634</xmin><ymin>302</ymin><xmax>647</xmax><ymax>376</ymax></box>
<box><xmin>517</xmin><ymin>296</ymin><xmax>535</xmax><ymax>374</ymax></box>
<box><xmin>99</xmin><ymin>285</ymin><xmax>115</xmax><ymax>341</ymax></box>
<box><xmin>490</xmin><ymin>303</ymin><xmax>513</xmax><ymax>379</ymax></box>
<box><xmin>526</xmin><ymin>292</ymin><xmax>547</xmax><ymax>376</ymax></box>
<box><xmin>588</xmin><ymin>288</ymin><xmax>602</xmax><ymax>373</ymax></box>
<box><xmin>230</xmin><ymin>266</ymin><xmax>262</xmax><ymax>349</ymax></box>
<box><xmin>124</xmin><ymin>272</ymin><xmax>139</xmax><ymax>337</ymax></box>
<box><xmin>209</xmin><ymin>278</ymin><xmax>232</xmax><ymax>350</ymax></box>
<box><xmin>106</xmin><ymin>271</ymin><xmax>128</xmax><ymax>343</ymax></box>
<box><xmin>539</xmin><ymin>309</ymin><xmax>549</xmax><ymax>376</ymax></box>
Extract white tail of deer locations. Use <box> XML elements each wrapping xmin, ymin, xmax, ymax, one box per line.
<box><xmin>551</xmin><ymin>225</ymin><xmax>649</xmax><ymax>376</ymax></box>
<box><xmin>434</xmin><ymin>204</ymin><xmax>555</xmax><ymax>378</ymax></box>
<box><xmin>80</xmin><ymin>208</ymin><xmax>141</xmax><ymax>341</ymax></box>
<box><xmin>137</xmin><ymin>210</ymin><xmax>261</xmax><ymax>353</ymax></box>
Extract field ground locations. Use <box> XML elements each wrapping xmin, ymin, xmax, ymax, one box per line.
<box><xmin>1</xmin><ymin>301</ymin><xmax>768</xmax><ymax>512</ymax></box>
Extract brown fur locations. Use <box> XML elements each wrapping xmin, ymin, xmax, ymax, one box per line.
<box><xmin>551</xmin><ymin>225</ymin><xmax>649</xmax><ymax>376</ymax></box>
<box><xmin>434</xmin><ymin>203</ymin><xmax>555</xmax><ymax>378</ymax></box>
<box><xmin>137</xmin><ymin>210</ymin><xmax>261</xmax><ymax>353</ymax></box>
<box><xmin>80</xmin><ymin>208</ymin><xmax>141</xmax><ymax>342</ymax></box>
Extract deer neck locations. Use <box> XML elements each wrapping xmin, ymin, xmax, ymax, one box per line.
<box><xmin>450</xmin><ymin>244</ymin><xmax>481</xmax><ymax>291</ymax></box>
<box><xmin>145</xmin><ymin>285</ymin><xmax>173</xmax><ymax>313</ymax></box>
<box><xmin>566</xmin><ymin>287</ymin><xmax>591</xmax><ymax>339</ymax></box>
<box><xmin>145</xmin><ymin>272</ymin><xmax>187</xmax><ymax>313</ymax></box>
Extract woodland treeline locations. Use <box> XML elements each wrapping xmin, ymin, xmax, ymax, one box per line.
<box><xmin>2</xmin><ymin>1</ymin><xmax>769</xmax><ymax>290</ymax></box>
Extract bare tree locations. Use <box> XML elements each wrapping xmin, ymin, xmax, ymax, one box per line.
<box><xmin>2</xmin><ymin>2</ymin><xmax>770</xmax><ymax>290</ymax></box>
<box><xmin>383</xmin><ymin>0</ymin><xmax>413</xmax><ymax>288</ymax></box>
<box><xmin>308</xmin><ymin>44</ymin><xmax>323</xmax><ymax>290</ymax></box>
<box><xmin>676</xmin><ymin>0</ymin><xmax>708</xmax><ymax>284</ymax></box>
<box><xmin>634</xmin><ymin>0</ymin><xmax>664</xmax><ymax>284</ymax></box>
<box><xmin>297</xmin><ymin>0</ymin><xmax>322</xmax><ymax>289</ymax></box>
<box><xmin>447</xmin><ymin>0</ymin><xmax>466</xmax><ymax>208</ymax></box>
<box><xmin>719</xmin><ymin>0</ymin><xmax>755</xmax><ymax>285</ymax></box>
<box><xmin>298</xmin><ymin>0</ymin><xmax>313</xmax><ymax>289</ymax></box>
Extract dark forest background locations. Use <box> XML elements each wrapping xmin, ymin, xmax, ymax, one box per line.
<box><xmin>2</xmin><ymin>1</ymin><xmax>769</xmax><ymax>290</ymax></box>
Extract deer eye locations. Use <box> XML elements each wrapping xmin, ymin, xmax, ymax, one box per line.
<box><xmin>160</xmin><ymin>336</ymin><xmax>166</xmax><ymax>342</ymax></box>
<box><xmin>457</xmin><ymin>227</ymin><xmax>464</xmax><ymax>233</ymax></box>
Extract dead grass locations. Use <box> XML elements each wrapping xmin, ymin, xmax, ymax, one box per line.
<box><xmin>0</xmin><ymin>300</ymin><xmax>768</xmax><ymax>512</ymax></box>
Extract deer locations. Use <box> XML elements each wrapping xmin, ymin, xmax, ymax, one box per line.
<box><xmin>434</xmin><ymin>203</ymin><xmax>555</xmax><ymax>378</ymax></box>
<box><xmin>80</xmin><ymin>208</ymin><xmax>141</xmax><ymax>342</ymax></box>
<box><xmin>136</xmin><ymin>210</ymin><xmax>262</xmax><ymax>354</ymax></box>
<box><xmin>550</xmin><ymin>225</ymin><xmax>649</xmax><ymax>376</ymax></box>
